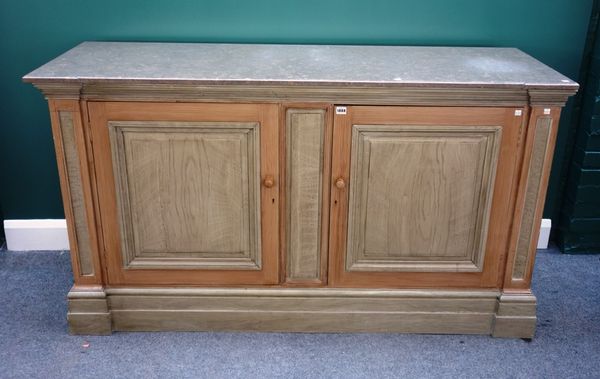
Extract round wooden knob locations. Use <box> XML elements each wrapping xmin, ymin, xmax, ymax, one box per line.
<box><xmin>263</xmin><ymin>175</ymin><xmax>275</xmax><ymax>188</ymax></box>
<box><xmin>335</xmin><ymin>177</ymin><xmax>346</xmax><ymax>189</ymax></box>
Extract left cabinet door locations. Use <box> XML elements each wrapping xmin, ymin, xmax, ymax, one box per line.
<box><xmin>88</xmin><ymin>102</ymin><xmax>279</xmax><ymax>285</ymax></box>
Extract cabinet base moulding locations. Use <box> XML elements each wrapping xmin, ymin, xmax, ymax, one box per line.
<box><xmin>67</xmin><ymin>286</ymin><xmax>111</xmax><ymax>335</ymax></box>
<box><xmin>67</xmin><ymin>286</ymin><xmax>536</xmax><ymax>338</ymax></box>
<box><xmin>491</xmin><ymin>293</ymin><xmax>537</xmax><ymax>338</ymax></box>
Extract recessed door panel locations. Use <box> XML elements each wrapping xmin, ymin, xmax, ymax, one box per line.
<box><xmin>109</xmin><ymin>121</ymin><xmax>261</xmax><ymax>270</ymax></box>
<box><xmin>88</xmin><ymin>102</ymin><xmax>279</xmax><ymax>285</ymax></box>
<box><xmin>284</xmin><ymin>108</ymin><xmax>329</xmax><ymax>283</ymax></box>
<box><xmin>329</xmin><ymin>106</ymin><xmax>524</xmax><ymax>288</ymax></box>
<box><xmin>347</xmin><ymin>124</ymin><xmax>501</xmax><ymax>272</ymax></box>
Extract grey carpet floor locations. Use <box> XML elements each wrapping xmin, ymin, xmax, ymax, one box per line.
<box><xmin>0</xmin><ymin>247</ymin><xmax>598</xmax><ymax>379</ymax></box>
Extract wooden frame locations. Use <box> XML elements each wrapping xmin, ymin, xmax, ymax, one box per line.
<box><xmin>329</xmin><ymin>106</ymin><xmax>526</xmax><ymax>288</ymax></box>
<box><xmin>52</xmin><ymin>101</ymin><xmax>557</xmax><ymax>338</ymax></box>
<box><xmin>345</xmin><ymin>123</ymin><xmax>502</xmax><ymax>273</ymax></box>
<box><xmin>48</xmin><ymin>99</ymin><xmax>103</xmax><ymax>285</ymax></box>
<box><xmin>87</xmin><ymin>102</ymin><xmax>280</xmax><ymax>285</ymax></box>
<box><xmin>279</xmin><ymin>103</ymin><xmax>334</xmax><ymax>286</ymax></box>
<box><xmin>503</xmin><ymin>107</ymin><xmax>562</xmax><ymax>291</ymax></box>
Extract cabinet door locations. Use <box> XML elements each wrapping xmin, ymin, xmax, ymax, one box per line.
<box><xmin>329</xmin><ymin>106</ymin><xmax>524</xmax><ymax>288</ymax></box>
<box><xmin>88</xmin><ymin>102</ymin><xmax>279</xmax><ymax>285</ymax></box>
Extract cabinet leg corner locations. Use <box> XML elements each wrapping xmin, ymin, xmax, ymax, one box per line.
<box><xmin>492</xmin><ymin>292</ymin><xmax>537</xmax><ymax>338</ymax></box>
<box><xmin>67</xmin><ymin>285</ymin><xmax>112</xmax><ymax>335</ymax></box>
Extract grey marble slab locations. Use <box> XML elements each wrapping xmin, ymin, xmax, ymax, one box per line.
<box><xmin>23</xmin><ymin>42</ymin><xmax>577</xmax><ymax>89</ymax></box>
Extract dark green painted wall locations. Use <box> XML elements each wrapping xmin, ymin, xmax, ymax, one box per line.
<box><xmin>0</xmin><ymin>0</ymin><xmax>593</xmax><ymax>223</ymax></box>
<box><xmin>557</xmin><ymin>0</ymin><xmax>600</xmax><ymax>253</ymax></box>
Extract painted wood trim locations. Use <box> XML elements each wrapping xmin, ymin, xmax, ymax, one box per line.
<box><xmin>528</xmin><ymin>89</ymin><xmax>577</xmax><ymax>107</ymax></box>
<box><xmin>79</xmin><ymin>84</ymin><xmax>532</xmax><ymax>106</ymax></box>
<box><xmin>111</xmin><ymin>312</ymin><xmax>494</xmax><ymax>334</ymax></box>
<box><xmin>284</xmin><ymin>108</ymin><xmax>327</xmax><ymax>282</ymax></box>
<box><xmin>80</xmin><ymin>100</ymin><xmax>111</xmax><ymax>283</ymax></box>
<box><xmin>279</xmin><ymin>104</ymin><xmax>333</xmax><ymax>287</ymax></box>
<box><xmin>105</xmin><ymin>287</ymin><xmax>500</xmax><ymax>298</ymax></box>
<box><xmin>59</xmin><ymin>111</ymin><xmax>95</xmax><ymax>273</ymax></box>
<box><xmin>66</xmin><ymin>286</ymin><xmax>536</xmax><ymax>338</ymax></box>
<box><xmin>33</xmin><ymin>82</ymin><xmax>575</xmax><ymax>107</ymax></box>
<box><xmin>492</xmin><ymin>292</ymin><xmax>537</xmax><ymax>338</ymax></box>
<box><xmin>48</xmin><ymin>100</ymin><xmax>102</xmax><ymax>284</ymax></box>
<box><xmin>87</xmin><ymin>102</ymin><xmax>279</xmax><ymax>285</ymax></box>
<box><xmin>504</xmin><ymin>108</ymin><xmax>561</xmax><ymax>290</ymax></box>
<box><xmin>67</xmin><ymin>285</ymin><xmax>111</xmax><ymax>335</ymax></box>
<box><xmin>512</xmin><ymin>119</ymin><xmax>553</xmax><ymax>278</ymax></box>
<box><xmin>329</xmin><ymin>106</ymin><xmax>524</xmax><ymax>288</ymax></box>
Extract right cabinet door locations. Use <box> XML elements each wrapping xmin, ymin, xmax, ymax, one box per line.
<box><xmin>329</xmin><ymin>106</ymin><xmax>524</xmax><ymax>288</ymax></box>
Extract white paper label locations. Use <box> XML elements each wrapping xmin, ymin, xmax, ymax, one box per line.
<box><xmin>335</xmin><ymin>106</ymin><xmax>347</xmax><ymax>115</ymax></box>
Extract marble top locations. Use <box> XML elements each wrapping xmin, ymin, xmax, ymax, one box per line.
<box><xmin>23</xmin><ymin>42</ymin><xmax>577</xmax><ymax>90</ymax></box>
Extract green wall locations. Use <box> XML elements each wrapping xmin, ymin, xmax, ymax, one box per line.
<box><xmin>0</xmin><ymin>0</ymin><xmax>593</xmax><ymax>222</ymax></box>
<box><xmin>557</xmin><ymin>1</ymin><xmax>600</xmax><ymax>253</ymax></box>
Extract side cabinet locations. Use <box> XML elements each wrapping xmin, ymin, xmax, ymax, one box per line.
<box><xmin>329</xmin><ymin>106</ymin><xmax>524</xmax><ymax>288</ymax></box>
<box><xmin>87</xmin><ymin>102</ymin><xmax>280</xmax><ymax>285</ymax></box>
<box><xmin>25</xmin><ymin>42</ymin><xmax>577</xmax><ymax>337</ymax></box>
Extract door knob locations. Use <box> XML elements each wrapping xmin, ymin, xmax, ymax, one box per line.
<box><xmin>335</xmin><ymin>177</ymin><xmax>346</xmax><ymax>189</ymax></box>
<box><xmin>263</xmin><ymin>175</ymin><xmax>275</xmax><ymax>188</ymax></box>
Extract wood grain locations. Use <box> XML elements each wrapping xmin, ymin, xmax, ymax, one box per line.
<box><xmin>492</xmin><ymin>293</ymin><xmax>537</xmax><ymax>338</ymax></box>
<box><xmin>65</xmin><ymin>284</ymin><xmax>537</xmax><ymax>337</ymax></box>
<box><xmin>106</xmin><ymin>287</ymin><xmax>501</xmax><ymax>335</ymax></box>
<box><xmin>67</xmin><ymin>285</ymin><xmax>111</xmax><ymax>335</ymax></box>
<box><xmin>65</xmin><ymin>285</ymin><xmax>537</xmax><ymax>337</ymax></box>
<box><xmin>346</xmin><ymin>124</ymin><xmax>501</xmax><ymax>272</ymax></box>
<box><xmin>112</xmin><ymin>311</ymin><xmax>494</xmax><ymax>334</ymax></box>
<box><xmin>503</xmin><ymin>107</ymin><xmax>561</xmax><ymax>290</ymax></box>
<box><xmin>46</xmin><ymin>82</ymin><xmax>563</xmax><ymax>106</ymax></box>
<box><xmin>109</xmin><ymin>121</ymin><xmax>261</xmax><ymax>270</ymax></box>
<box><xmin>48</xmin><ymin>100</ymin><xmax>103</xmax><ymax>285</ymax></box>
<box><xmin>329</xmin><ymin>106</ymin><xmax>524</xmax><ymax>288</ymax></box>
<box><xmin>285</xmin><ymin>109</ymin><xmax>326</xmax><ymax>281</ymax></box>
<box><xmin>58</xmin><ymin>111</ymin><xmax>94</xmax><ymax>274</ymax></box>
<box><xmin>512</xmin><ymin>118</ymin><xmax>552</xmax><ymax>278</ymax></box>
<box><xmin>88</xmin><ymin>102</ymin><xmax>279</xmax><ymax>285</ymax></box>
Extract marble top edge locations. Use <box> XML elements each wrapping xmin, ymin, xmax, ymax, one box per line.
<box><xmin>23</xmin><ymin>41</ymin><xmax>579</xmax><ymax>90</ymax></box>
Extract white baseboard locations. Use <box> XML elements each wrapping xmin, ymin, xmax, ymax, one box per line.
<box><xmin>2</xmin><ymin>218</ymin><xmax>553</xmax><ymax>252</ymax></box>
<box><xmin>537</xmin><ymin>219</ymin><xmax>552</xmax><ymax>249</ymax></box>
<box><xmin>3</xmin><ymin>219</ymin><xmax>70</xmax><ymax>251</ymax></box>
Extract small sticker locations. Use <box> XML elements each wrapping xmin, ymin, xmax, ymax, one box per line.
<box><xmin>335</xmin><ymin>106</ymin><xmax>347</xmax><ymax>115</ymax></box>
<box><xmin>543</xmin><ymin>108</ymin><xmax>551</xmax><ymax>115</ymax></box>
<box><xmin>514</xmin><ymin>109</ymin><xmax>522</xmax><ymax>116</ymax></box>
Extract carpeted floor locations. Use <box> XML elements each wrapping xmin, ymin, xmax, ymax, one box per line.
<box><xmin>0</xmin><ymin>247</ymin><xmax>598</xmax><ymax>379</ymax></box>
